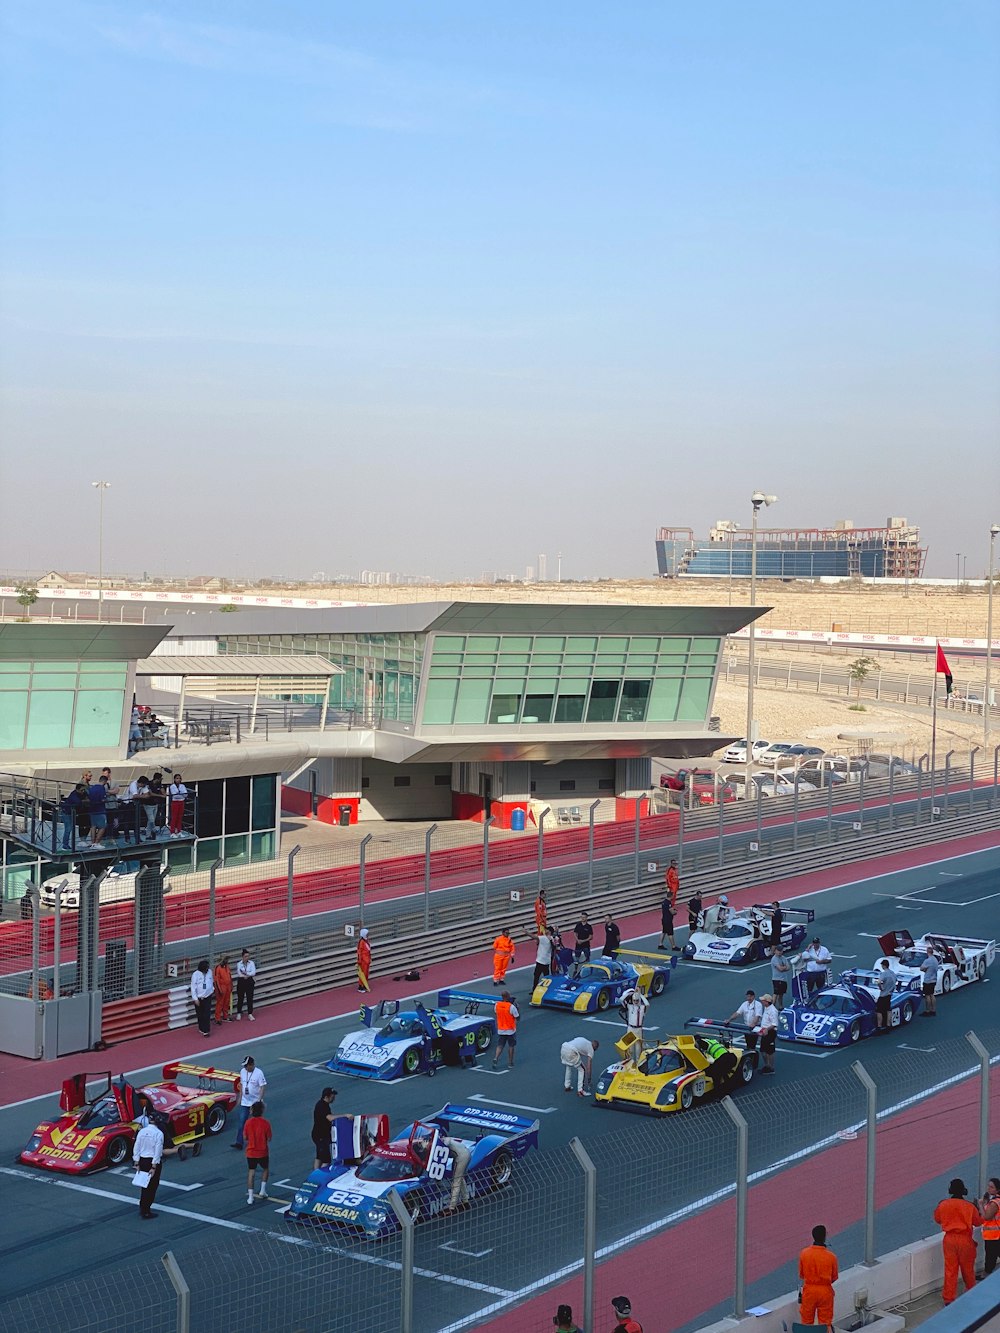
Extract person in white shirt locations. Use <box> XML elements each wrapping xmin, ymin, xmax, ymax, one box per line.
<box><xmin>802</xmin><ymin>937</ymin><xmax>832</xmax><ymax>993</ymax></box>
<box><xmin>132</xmin><ymin>1103</ymin><xmax>165</xmax><ymax>1219</ymax></box>
<box><xmin>727</xmin><ymin>989</ymin><xmax>764</xmax><ymax>1051</ymax></box>
<box><xmin>560</xmin><ymin>1036</ymin><xmax>599</xmax><ymax>1096</ymax></box>
<box><xmin>620</xmin><ymin>986</ymin><xmax>649</xmax><ymax>1063</ymax></box>
<box><xmin>233</xmin><ymin>1056</ymin><xmax>267</xmax><ymax>1148</ymax></box>
<box><xmin>235</xmin><ymin>948</ymin><xmax>257</xmax><ymax>1021</ymax></box>
<box><xmin>190</xmin><ymin>958</ymin><xmax>214</xmax><ymax>1037</ymax></box>
<box><xmin>532</xmin><ymin>929</ymin><xmax>553</xmax><ymax>990</ymax></box>
<box><xmin>716</xmin><ymin>894</ymin><xmax>732</xmax><ymax>927</ymax></box>
<box><xmin>167</xmin><ymin>773</ymin><xmax>188</xmax><ymax>837</ymax></box>
<box><xmin>757</xmin><ymin>994</ymin><xmax>780</xmax><ymax>1073</ymax></box>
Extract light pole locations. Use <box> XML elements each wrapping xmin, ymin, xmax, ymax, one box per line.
<box><xmin>91</xmin><ymin>481</ymin><xmax>111</xmax><ymax>622</ymax></box>
<box><xmin>744</xmin><ymin>491</ymin><xmax>777</xmax><ymax>801</ymax></box>
<box><xmin>986</xmin><ymin>523</ymin><xmax>1000</xmax><ymax>749</ymax></box>
<box><xmin>956</xmin><ymin>553</ymin><xmax>961</xmax><ymax>588</ymax></box>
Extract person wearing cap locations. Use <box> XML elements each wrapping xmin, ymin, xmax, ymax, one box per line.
<box><xmin>357</xmin><ymin>927</ymin><xmax>372</xmax><ymax>992</ymax></box>
<box><xmin>716</xmin><ymin>894</ymin><xmax>731</xmax><ymax>927</ymax></box>
<box><xmin>492</xmin><ymin>991</ymin><xmax>519</xmax><ymax>1069</ymax></box>
<box><xmin>798</xmin><ymin>1224</ymin><xmax>838</xmax><ymax>1326</ymax></box>
<box><xmin>757</xmin><ymin>994</ymin><xmax>780</xmax><ymax>1074</ymax></box>
<box><xmin>620</xmin><ymin>983</ymin><xmax>649</xmax><ymax>1063</ymax></box>
<box><xmin>769</xmin><ymin>943</ymin><xmax>791</xmax><ymax>1010</ymax></box>
<box><xmin>560</xmin><ymin>1036</ymin><xmax>599</xmax><ymax>1096</ymax></box>
<box><xmin>727</xmin><ymin>989</ymin><xmax>763</xmax><ymax>1050</ymax></box>
<box><xmin>132</xmin><ymin>1096</ymin><xmax>165</xmax><ymax>1219</ymax></box>
<box><xmin>235</xmin><ymin>947</ymin><xmax>257</xmax><ymax>1020</ymax></box>
<box><xmin>610</xmin><ymin>1294</ymin><xmax>643</xmax><ymax>1332</ymax></box>
<box><xmin>934</xmin><ymin>1178</ymin><xmax>983</xmax><ymax>1304</ymax></box>
<box><xmin>552</xmin><ymin>1302</ymin><xmax>582</xmax><ymax>1332</ymax></box>
<box><xmin>492</xmin><ymin>925</ymin><xmax>516</xmax><ymax>985</ymax></box>
<box><xmin>311</xmin><ymin>1087</ymin><xmax>338</xmax><ymax>1170</ymax></box>
<box><xmin>801</xmin><ymin>936</ymin><xmax>831</xmax><ymax>993</ymax></box>
<box><xmin>232</xmin><ymin>1055</ymin><xmax>267</xmax><ymax>1149</ymax></box>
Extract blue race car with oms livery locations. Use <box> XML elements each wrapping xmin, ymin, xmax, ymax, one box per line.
<box><xmin>327</xmin><ymin>997</ymin><xmax>496</xmax><ymax>1080</ymax></box>
<box><xmin>530</xmin><ymin>955</ymin><xmax>674</xmax><ymax>1013</ymax></box>
<box><xmin>286</xmin><ymin>1103</ymin><xmax>539</xmax><ymax>1236</ymax></box>
<box><xmin>777</xmin><ymin>969</ymin><xmax>922</xmax><ymax>1047</ymax></box>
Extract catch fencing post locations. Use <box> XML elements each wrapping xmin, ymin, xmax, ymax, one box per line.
<box><xmin>969</xmin><ymin>748</ymin><xmax>979</xmax><ymax>815</ymax></box>
<box><xmin>826</xmin><ymin>777</ymin><xmax>834</xmax><ymax>841</ymax></box>
<box><xmin>587</xmin><ymin>800</ymin><xmax>600</xmax><ymax>895</ymax></box>
<box><xmin>993</xmin><ymin>743</ymin><xmax>1000</xmax><ymax>809</ymax></box>
<box><xmin>944</xmin><ymin>750</ymin><xmax>955</xmax><ymax>817</ymax></box>
<box><xmin>481</xmin><ymin>816</ymin><xmax>496</xmax><ymax>917</ymax></box>
<box><xmin>539</xmin><ymin>807</ymin><xmax>551</xmax><ymax>897</ymax></box>
<box><xmin>888</xmin><ymin>763</ymin><xmax>895</xmax><ymax>833</ymax></box>
<box><xmin>966</xmin><ymin>1032</ymin><xmax>990</xmax><ymax>1193</ymax></box>
<box><xmin>633</xmin><ymin>801</ymin><xmax>641</xmax><ymax>884</ymax></box>
<box><xmin>677</xmin><ymin>798</ymin><xmax>685</xmax><ymax>871</ymax></box>
<box><xmin>388</xmin><ymin>1189</ymin><xmax>415</xmax><ymax>1333</ymax></box>
<box><xmin>722</xmin><ymin>1096</ymin><xmax>749</xmax><ymax>1317</ymax></box>
<box><xmin>423</xmin><ymin>824</ymin><xmax>437</xmax><ymax>933</ymax></box>
<box><xmin>857</xmin><ymin>772</ymin><xmax>865</xmax><ymax>834</ymax></box>
<box><xmin>161</xmin><ymin>1251</ymin><xmax>191</xmax><ymax>1333</ymax></box>
<box><xmin>358</xmin><ymin>834</ymin><xmax>373</xmax><ymax>927</ymax></box>
<box><xmin>52</xmin><ymin>881</ymin><xmax>67</xmax><ymax>997</ymax></box>
<box><xmin>285</xmin><ymin>844</ymin><xmax>301</xmax><ymax>961</ymax></box>
<box><xmin>718</xmin><ymin>796</ymin><xmax>726</xmax><ymax>868</ymax></box>
<box><xmin>792</xmin><ymin>778</ymin><xmax>800</xmax><ymax>851</ymax></box>
<box><xmin>570</xmin><ymin>1137</ymin><xmax>597</xmax><ymax>1333</ymax></box>
<box><xmin>917</xmin><ymin>754</ymin><xmax>927</xmax><ymax>825</ymax></box>
<box><xmin>208</xmin><ymin>858</ymin><xmax>223</xmax><ymax>964</ymax></box>
<box><xmin>851</xmin><ymin>1060</ymin><xmax>878</xmax><ymax>1266</ymax></box>
<box><xmin>756</xmin><ymin>786</ymin><xmax>763</xmax><ymax>852</ymax></box>
<box><xmin>29</xmin><ymin>884</ymin><xmax>41</xmax><ymax>1002</ymax></box>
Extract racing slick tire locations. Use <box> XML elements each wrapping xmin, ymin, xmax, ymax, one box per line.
<box><xmin>650</xmin><ymin>972</ymin><xmax>666</xmax><ymax>997</ymax></box>
<box><xmin>942</xmin><ymin>973</ymin><xmax>952</xmax><ymax>994</ymax></box>
<box><xmin>849</xmin><ymin>1021</ymin><xmax>862</xmax><ymax>1044</ymax></box>
<box><xmin>106</xmin><ymin>1135</ymin><xmax>130</xmax><ymax>1167</ymax></box>
<box><xmin>176</xmin><ymin>1145</ymin><xmax>189</xmax><ymax>1162</ymax></box>
<box><xmin>206</xmin><ymin>1104</ymin><xmax>227</xmax><ymax>1135</ymax></box>
<box><xmin>193</xmin><ymin>1141</ymin><xmax>203</xmax><ymax>1157</ymax></box>
<box><xmin>900</xmin><ymin>999</ymin><xmax>916</xmax><ymax>1024</ymax></box>
<box><xmin>491</xmin><ymin>1151</ymin><xmax>513</xmax><ymax>1188</ymax></box>
<box><xmin>739</xmin><ymin>1059</ymin><xmax>755</xmax><ymax>1086</ymax></box>
<box><xmin>977</xmin><ymin>957</ymin><xmax>987</xmax><ymax>980</ymax></box>
<box><xmin>404</xmin><ymin>1048</ymin><xmax>422</xmax><ymax>1074</ymax></box>
<box><xmin>475</xmin><ymin>1024</ymin><xmax>493</xmax><ymax>1051</ymax></box>
<box><xmin>680</xmin><ymin>1083</ymin><xmax>695</xmax><ymax>1111</ymax></box>
<box><xmin>595</xmin><ymin>988</ymin><xmax>611</xmax><ymax>1012</ymax></box>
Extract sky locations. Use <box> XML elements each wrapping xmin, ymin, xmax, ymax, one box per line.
<box><xmin>1</xmin><ymin>1</ymin><xmax>998</xmax><ymax>583</ymax></box>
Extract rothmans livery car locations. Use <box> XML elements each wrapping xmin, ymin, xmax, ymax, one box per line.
<box><xmin>18</xmin><ymin>1063</ymin><xmax>239</xmax><ymax>1173</ymax></box>
<box><xmin>778</xmin><ymin>970</ymin><xmax>922</xmax><ymax>1047</ymax></box>
<box><xmin>594</xmin><ymin>1020</ymin><xmax>757</xmax><ymax>1115</ymax></box>
<box><xmin>875</xmin><ymin>930</ymin><xmax>996</xmax><ymax>995</ymax></box>
<box><xmin>531</xmin><ymin>955</ymin><xmax>674</xmax><ymax>1013</ymax></box>
<box><xmin>327</xmin><ymin>997</ymin><xmax>496</xmax><ymax>1080</ymax></box>
<box><xmin>682</xmin><ymin>904</ymin><xmax>814</xmax><ymax>965</ymax></box>
<box><xmin>286</xmin><ymin>1103</ymin><xmax>539</xmax><ymax>1235</ymax></box>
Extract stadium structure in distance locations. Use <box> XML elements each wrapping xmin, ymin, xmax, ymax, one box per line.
<box><xmin>656</xmin><ymin>516</ymin><xmax>927</xmax><ymax>581</ymax></box>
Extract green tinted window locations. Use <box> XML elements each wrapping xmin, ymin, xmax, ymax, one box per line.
<box><xmin>466</xmin><ymin>635</ymin><xmax>500</xmax><ymax>651</ymax></box>
<box><xmin>0</xmin><ymin>674</ymin><xmax>29</xmax><ymax>689</ymax></box>
<box><xmin>587</xmin><ymin>680</ymin><xmax>620</xmax><ymax>722</ymax></box>
<box><xmin>0</xmin><ymin>692</ymin><xmax>28</xmax><ymax>747</ymax></box>
<box><xmin>629</xmin><ymin>637</ymin><xmax>659</xmax><ymax>653</ymax></box>
<box><xmin>647</xmin><ymin>676</ymin><xmax>683</xmax><ymax>721</ymax></box>
<box><xmin>252</xmin><ymin>775</ymin><xmax>277</xmax><ymax>830</ymax></box>
<box><xmin>31</xmin><ymin>673</ymin><xmax>77</xmax><ymax>689</ymax></box>
<box><xmin>678</xmin><ymin>675</ymin><xmax>712</xmax><ymax>720</ymax></box>
<box><xmin>0</xmin><ymin>662</ymin><xmax>31</xmax><ymax>673</ymax></box>
<box><xmin>72</xmin><ymin>690</ymin><xmax>124</xmax><ymax>747</ymax></box>
<box><xmin>533</xmin><ymin>637</ymin><xmax>565</xmax><ymax>652</ymax></box>
<box><xmin>423</xmin><ymin>676</ymin><xmax>458</xmax><ymax>724</ymax></box>
<box><xmin>566</xmin><ymin>637</ymin><xmax>598</xmax><ymax>653</ymax></box>
<box><xmin>434</xmin><ymin>637</ymin><xmax>465</xmax><ymax>651</ymax></box>
<box><xmin>489</xmin><ymin>694</ymin><xmax>521</xmax><ymax>723</ymax></box>
<box><xmin>26</xmin><ymin>691</ymin><xmax>75</xmax><ymax>747</ymax></box>
<box><xmin>499</xmin><ymin>637</ymin><xmax>532</xmax><ymax>652</ymax></box>
<box><xmin>454</xmin><ymin>677</ymin><xmax>492</xmax><ymax>724</ymax></box>
<box><xmin>618</xmin><ymin>680</ymin><xmax>651</xmax><ymax>722</ymax></box>
<box><xmin>554</xmin><ymin>693</ymin><xmax>586</xmax><ymax>723</ymax></box>
<box><xmin>523</xmin><ymin>693</ymin><xmax>554</xmax><ymax>723</ymax></box>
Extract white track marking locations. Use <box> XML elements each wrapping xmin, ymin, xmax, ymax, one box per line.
<box><xmin>468</xmin><ymin>1094</ymin><xmax>556</xmax><ymax>1114</ymax></box>
<box><xmin>109</xmin><ymin>1167</ymin><xmax>203</xmax><ymax>1192</ymax></box>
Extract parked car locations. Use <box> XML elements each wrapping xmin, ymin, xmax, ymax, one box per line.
<box><xmin>721</xmin><ymin>739</ymin><xmax>771</xmax><ymax>764</ymax></box>
<box><xmin>659</xmin><ymin>768</ymin><xmax>736</xmax><ymax>805</ymax></box>
<box><xmin>728</xmin><ymin>772</ymin><xmax>797</xmax><ymax>800</ymax></box>
<box><xmin>863</xmin><ymin>754</ymin><xmax>920</xmax><ymax>780</ymax></box>
<box><xmin>757</xmin><ymin>742</ymin><xmax>794</xmax><ymax>761</ymax></box>
<box><xmin>40</xmin><ymin>862</ymin><xmax>171</xmax><ymax>910</ymax></box>
<box><xmin>775</xmin><ymin>744</ymin><xmax>825</xmax><ymax>764</ymax></box>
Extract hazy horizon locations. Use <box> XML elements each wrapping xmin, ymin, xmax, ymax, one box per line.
<box><xmin>2</xmin><ymin>2</ymin><xmax>998</xmax><ymax>582</ymax></box>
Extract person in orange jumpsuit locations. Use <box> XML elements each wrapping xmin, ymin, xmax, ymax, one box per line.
<box><xmin>356</xmin><ymin>928</ymin><xmax>372</xmax><ymax>993</ymax></box>
<box><xmin>214</xmin><ymin>955</ymin><xmax>233</xmax><ymax>1023</ymax></box>
<box><xmin>534</xmin><ymin>890</ymin><xmax>547</xmax><ymax>935</ymax></box>
<box><xmin>665</xmin><ymin>860</ymin><xmax>680</xmax><ymax>910</ymax></box>
<box><xmin>934</xmin><ymin>1178</ymin><xmax>983</xmax><ymax>1303</ymax></box>
<box><xmin>798</xmin><ymin>1224</ymin><xmax>838</xmax><ymax>1327</ymax></box>
<box><xmin>492</xmin><ymin>927</ymin><xmax>515</xmax><ymax>985</ymax></box>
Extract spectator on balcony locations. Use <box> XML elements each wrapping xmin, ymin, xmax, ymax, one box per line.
<box><xmin>60</xmin><ymin>783</ymin><xmax>87</xmax><ymax>851</ymax></box>
<box><xmin>128</xmin><ymin>709</ymin><xmax>143</xmax><ymax>756</ymax></box>
<box><xmin>87</xmin><ymin>776</ymin><xmax>109</xmax><ymax>848</ymax></box>
<box><xmin>168</xmin><ymin>774</ymin><xmax>188</xmax><ymax>837</ymax></box>
<box><xmin>148</xmin><ymin>772</ymin><xmax>167</xmax><ymax>835</ymax></box>
<box><xmin>77</xmin><ymin>771</ymin><xmax>93</xmax><ymax>838</ymax></box>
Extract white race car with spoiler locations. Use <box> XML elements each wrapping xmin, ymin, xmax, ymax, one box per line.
<box><xmin>875</xmin><ymin>929</ymin><xmax>996</xmax><ymax>995</ymax></box>
<box><xmin>682</xmin><ymin>904</ymin><xmax>814</xmax><ymax>965</ymax></box>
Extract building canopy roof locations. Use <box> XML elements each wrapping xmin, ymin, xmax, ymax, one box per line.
<box><xmin>136</xmin><ymin>654</ymin><xmax>341</xmax><ymax>677</ymax></box>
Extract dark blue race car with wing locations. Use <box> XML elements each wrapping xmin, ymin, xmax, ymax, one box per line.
<box><xmin>777</xmin><ymin>969</ymin><xmax>922</xmax><ymax>1047</ymax></box>
<box><xmin>327</xmin><ymin>997</ymin><xmax>496</xmax><ymax>1080</ymax></box>
<box><xmin>286</xmin><ymin>1103</ymin><xmax>539</xmax><ymax>1236</ymax></box>
<box><xmin>530</xmin><ymin>955</ymin><xmax>674</xmax><ymax>1013</ymax></box>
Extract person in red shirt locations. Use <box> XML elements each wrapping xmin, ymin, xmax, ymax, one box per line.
<box><xmin>665</xmin><ymin>860</ymin><xmax>680</xmax><ymax>910</ymax></box>
<box><xmin>934</xmin><ymin>1178</ymin><xmax>983</xmax><ymax>1304</ymax></box>
<box><xmin>357</xmin><ymin>928</ymin><xmax>372</xmax><ymax>993</ymax></box>
<box><xmin>610</xmin><ymin>1294</ymin><xmax>643</xmax><ymax>1332</ymax></box>
<box><xmin>798</xmin><ymin>1224</ymin><xmax>839</xmax><ymax>1326</ymax></box>
<box><xmin>244</xmin><ymin>1101</ymin><xmax>272</xmax><ymax>1205</ymax></box>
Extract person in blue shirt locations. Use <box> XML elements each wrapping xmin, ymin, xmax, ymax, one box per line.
<box><xmin>60</xmin><ymin>783</ymin><xmax>86</xmax><ymax>851</ymax></box>
<box><xmin>87</xmin><ymin>777</ymin><xmax>108</xmax><ymax>848</ymax></box>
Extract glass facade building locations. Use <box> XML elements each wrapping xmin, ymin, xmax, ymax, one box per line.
<box><xmin>0</xmin><ymin>660</ymin><xmax>127</xmax><ymax>750</ymax></box>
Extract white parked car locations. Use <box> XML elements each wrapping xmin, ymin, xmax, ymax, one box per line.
<box><xmin>875</xmin><ymin>929</ymin><xmax>995</xmax><ymax>995</ymax></box>
<box><xmin>757</xmin><ymin>742</ymin><xmax>794</xmax><ymax>761</ymax></box>
<box><xmin>39</xmin><ymin>862</ymin><xmax>171</xmax><ymax>909</ymax></box>
<box><xmin>722</xmin><ymin>739</ymin><xmax>771</xmax><ymax>764</ymax></box>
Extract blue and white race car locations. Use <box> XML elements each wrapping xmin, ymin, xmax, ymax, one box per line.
<box><xmin>530</xmin><ymin>955</ymin><xmax>674</xmax><ymax>1013</ymax></box>
<box><xmin>682</xmin><ymin>904</ymin><xmax>814</xmax><ymax>965</ymax></box>
<box><xmin>777</xmin><ymin>969</ymin><xmax>922</xmax><ymax>1047</ymax></box>
<box><xmin>327</xmin><ymin>997</ymin><xmax>496</xmax><ymax>1080</ymax></box>
<box><xmin>286</xmin><ymin>1103</ymin><xmax>539</xmax><ymax>1235</ymax></box>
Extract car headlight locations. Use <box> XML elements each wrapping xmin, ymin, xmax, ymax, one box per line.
<box><xmin>831</xmin><ymin>1023</ymin><xmax>846</xmax><ymax>1038</ymax></box>
<box><xmin>778</xmin><ymin>1014</ymin><xmax>789</xmax><ymax>1032</ymax></box>
<box><xmin>293</xmin><ymin>1192</ymin><xmax>310</xmax><ymax>1208</ymax></box>
<box><xmin>733</xmin><ymin>949</ymin><xmax>747</xmax><ymax>961</ymax></box>
<box><xmin>80</xmin><ymin>1145</ymin><xmax>99</xmax><ymax>1163</ymax></box>
<box><xmin>682</xmin><ymin>944</ymin><xmax>694</xmax><ymax>957</ymax></box>
<box><xmin>24</xmin><ymin>1134</ymin><xmax>42</xmax><ymax>1152</ymax></box>
<box><xmin>596</xmin><ymin>1076</ymin><xmax>611</xmax><ymax>1093</ymax></box>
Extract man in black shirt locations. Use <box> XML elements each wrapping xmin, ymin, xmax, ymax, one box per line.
<box><xmin>687</xmin><ymin>891</ymin><xmax>703</xmax><ymax>934</ymax></box>
<box><xmin>311</xmin><ymin>1087</ymin><xmax>338</xmax><ymax>1169</ymax></box>
<box><xmin>602</xmin><ymin>915</ymin><xmax>621</xmax><ymax>959</ymax></box>
<box><xmin>573</xmin><ymin>914</ymin><xmax>594</xmax><ymax>963</ymax></box>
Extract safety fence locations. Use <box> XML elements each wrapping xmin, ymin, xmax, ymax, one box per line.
<box><xmin>2</xmin><ymin>755</ymin><xmax>999</xmax><ymax>1004</ymax></box>
<box><xmin>2</xmin><ymin>1028</ymin><xmax>997</xmax><ymax>1333</ymax></box>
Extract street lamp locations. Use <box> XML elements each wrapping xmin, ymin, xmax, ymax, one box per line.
<box><xmin>986</xmin><ymin>523</ymin><xmax>1000</xmax><ymax>749</ymax></box>
<box><xmin>91</xmin><ymin>481</ymin><xmax>111</xmax><ymax>622</ymax></box>
<box><xmin>745</xmin><ymin>491</ymin><xmax>777</xmax><ymax>800</ymax></box>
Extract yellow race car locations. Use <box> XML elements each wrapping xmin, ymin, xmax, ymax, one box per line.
<box><xmin>593</xmin><ymin>1024</ymin><xmax>757</xmax><ymax>1115</ymax></box>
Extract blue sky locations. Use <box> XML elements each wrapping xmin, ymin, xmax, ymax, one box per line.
<box><xmin>1</xmin><ymin>1</ymin><xmax>998</xmax><ymax>581</ymax></box>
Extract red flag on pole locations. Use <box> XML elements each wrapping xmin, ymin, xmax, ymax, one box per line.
<box><xmin>935</xmin><ymin>642</ymin><xmax>953</xmax><ymax>696</ymax></box>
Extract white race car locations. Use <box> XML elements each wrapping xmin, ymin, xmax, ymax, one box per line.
<box><xmin>39</xmin><ymin>862</ymin><xmax>171</xmax><ymax>909</ymax></box>
<box><xmin>682</xmin><ymin>904</ymin><xmax>814</xmax><ymax>965</ymax></box>
<box><xmin>875</xmin><ymin>930</ymin><xmax>996</xmax><ymax>995</ymax></box>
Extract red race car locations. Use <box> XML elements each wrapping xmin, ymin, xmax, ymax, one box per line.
<box><xmin>18</xmin><ymin>1062</ymin><xmax>240</xmax><ymax>1174</ymax></box>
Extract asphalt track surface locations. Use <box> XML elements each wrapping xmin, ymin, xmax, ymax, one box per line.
<box><xmin>2</xmin><ymin>835</ymin><xmax>999</xmax><ymax>1333</ymax></box>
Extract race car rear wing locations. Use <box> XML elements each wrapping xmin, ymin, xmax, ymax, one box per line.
<box><xmin>752</xmin><ymin>905</ymin><xmax>815</xmax><ymax>923</ymax></box>
<box><xmin>436</xmin><ymin>989</ymin><xmax>502</xmax><ymax>1013</ymax></box>
<box><xmin>433</xmin><ymin>1102</ymin><xmax>540</xmax><ymax>1141</ymax></box>
<box><xmin>683</xmin><ymin>1017</ymin><xmax>754</xmax><ymax>1045</ymax></box>
<box><xmin>615</xmin><ymin>950</ymin><xmax>679</xmax><ymax>969</ymax></box>
<box><xmin>161</xmin><ymin>1062</ymin><xmax>241</xmax><ymax>1092</ymax></box>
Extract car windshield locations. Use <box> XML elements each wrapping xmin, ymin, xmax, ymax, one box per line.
<box><xmin>641</xmin><ymin>1049</ymin><xmax>685</xmax><ymax>1076</ymax></box>
<box><xmin>379</xmin><ymin>1016</ymin><xmax>418</xmax><ymax>1037</ymax></box>
<box><xmin>78</xmin><ymin>1094</ymin><xmax>122</xmax><ymax>1128</ymax></box>
<box><xmin>575</xmin><ymin>966</ymin><xmax>610</xmax><ymax>983</ymax></box>
<box><xmin>810</xmin><ymin>993</ymin><xmax>852</xmax><ymax>1014</ymax></box>
<box><xmin>716</xmin><ymin>925</ymin><xmax>751</xmax><ymax>939</ymax></box>
<box><xmin>356</xmin><ymin>1154</ymin><xmax>418</xmax><ymax>1182</ymax></box>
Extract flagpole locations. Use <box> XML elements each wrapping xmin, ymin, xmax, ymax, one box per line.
<box><xmin>930</xmin><ymin>677</ymin><xmax>937</xmax><ymax>820</ymax></box>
